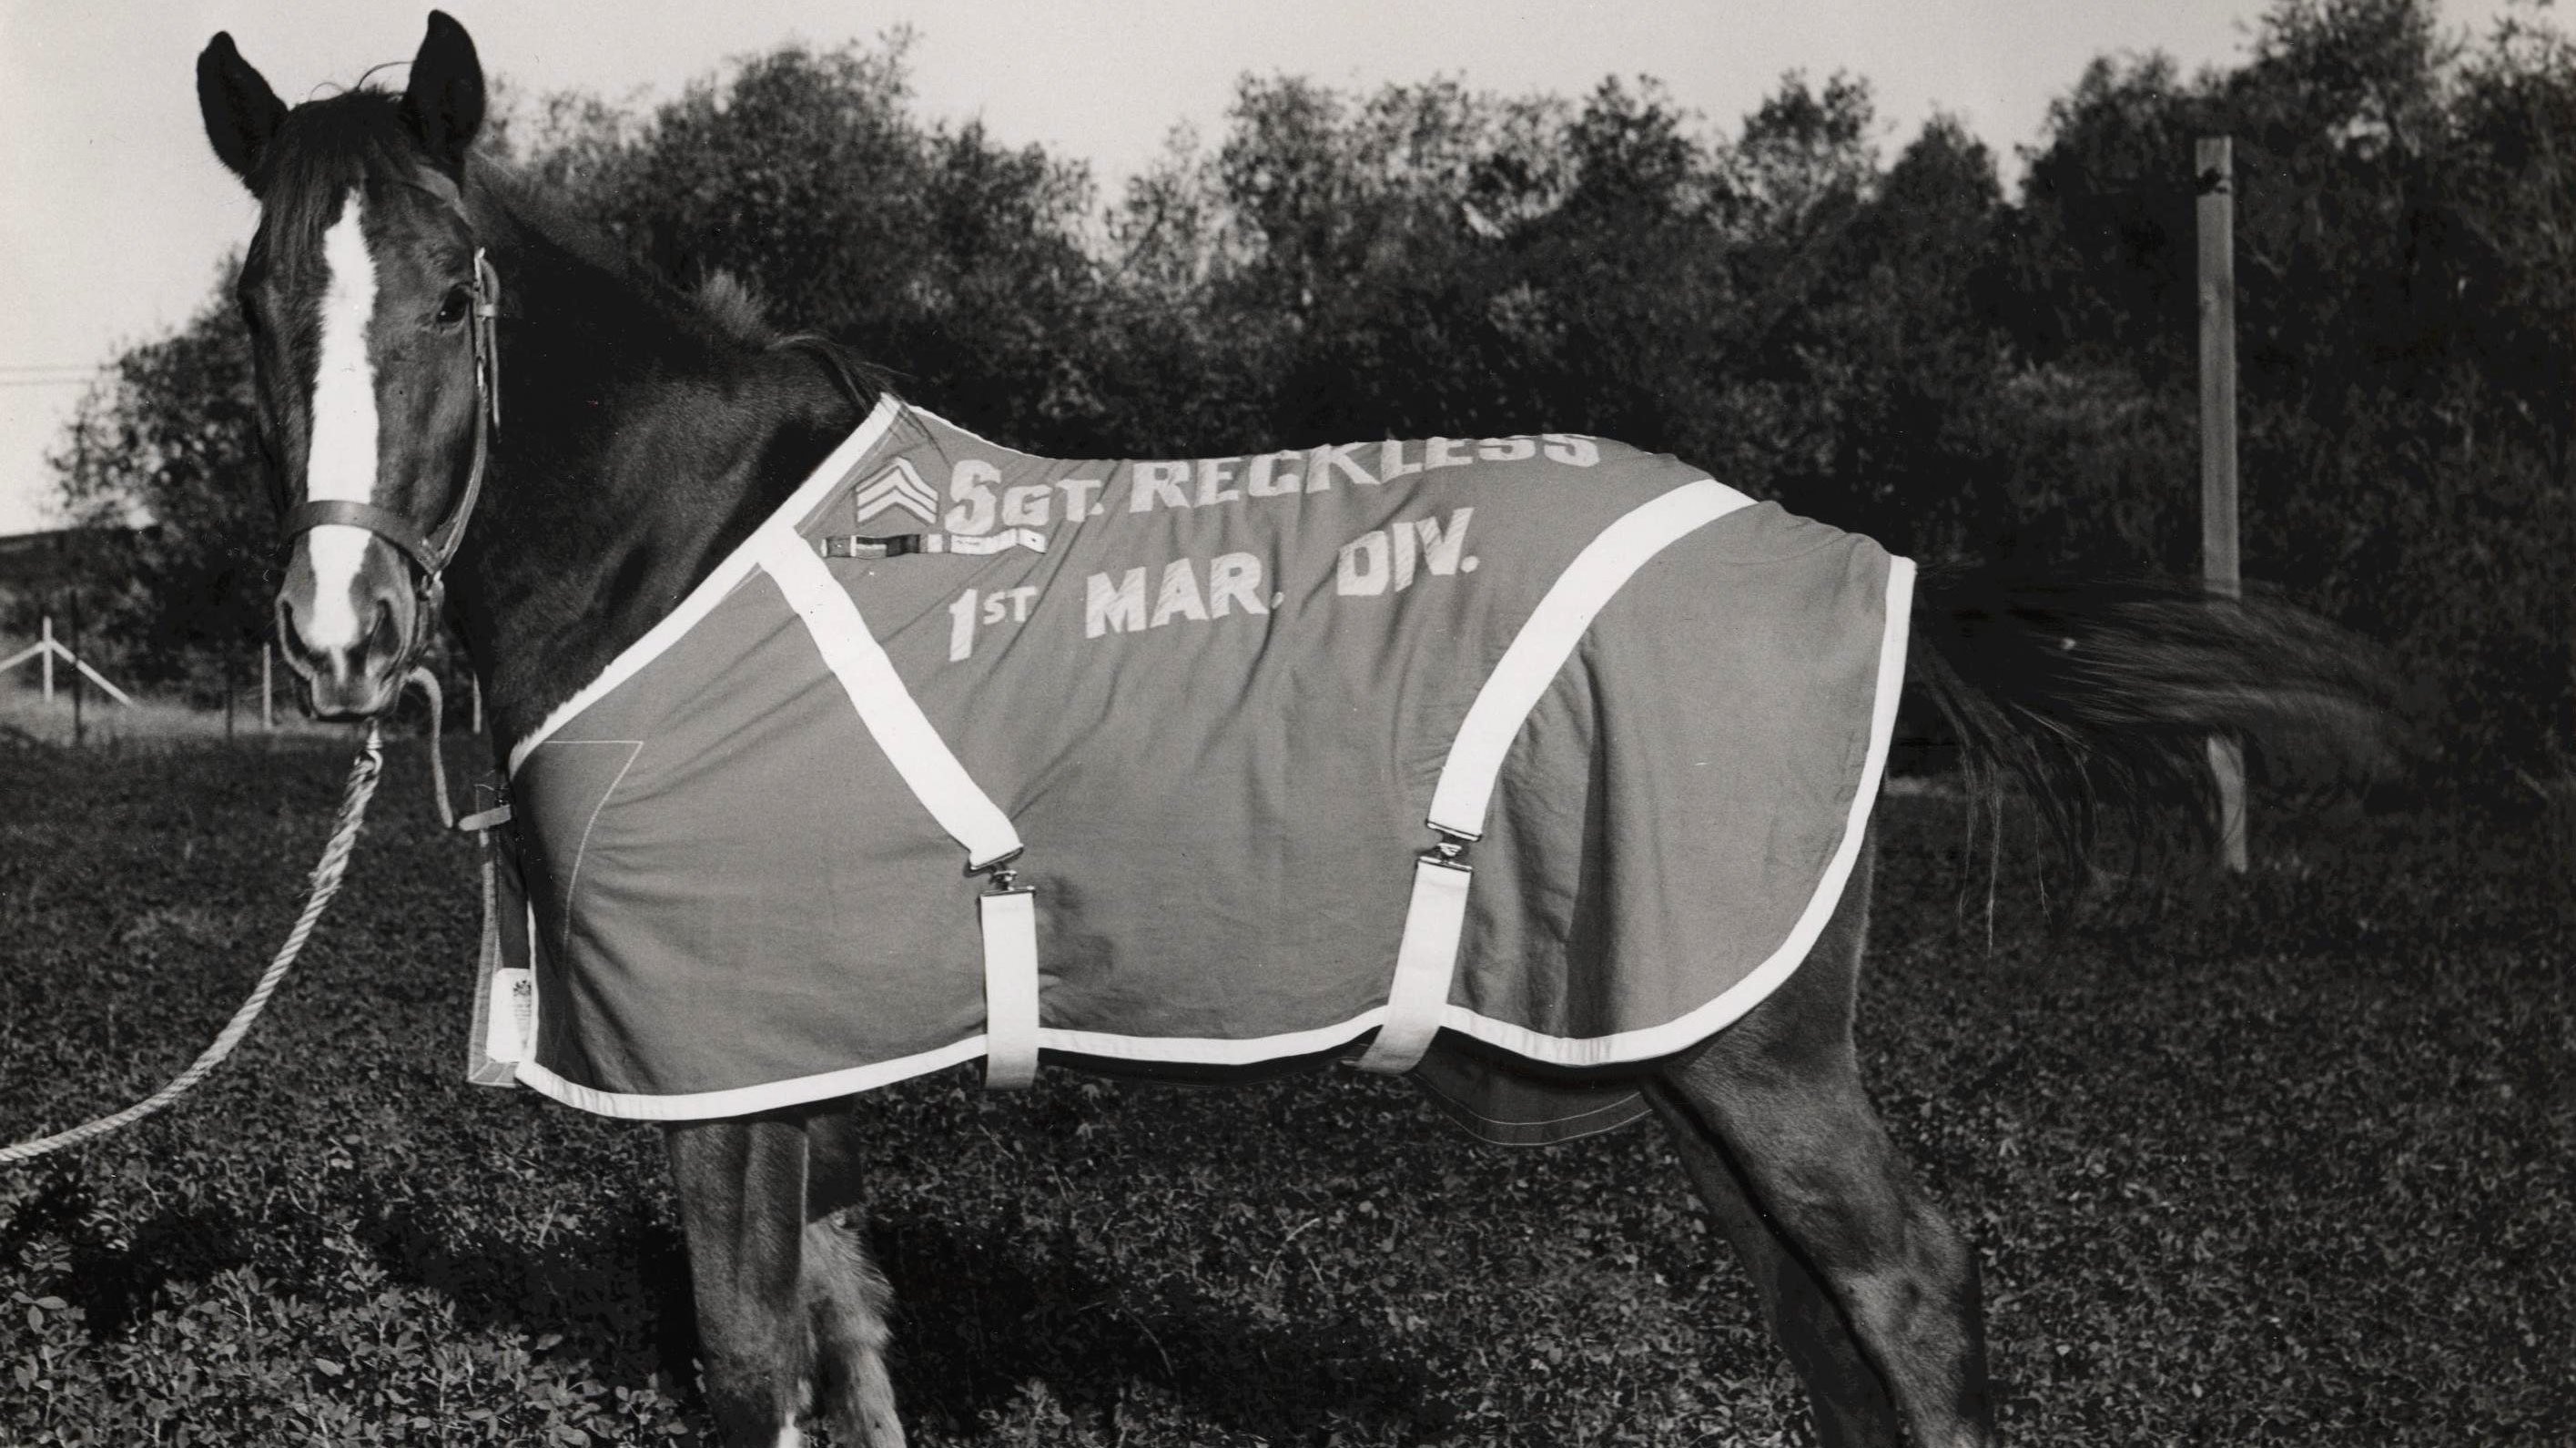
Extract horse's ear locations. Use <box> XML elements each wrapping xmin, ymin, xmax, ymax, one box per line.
<box><xmin>401</xmin><ymin>10</ymin><xmax>485</xmax><ymax>173</ymax></box>
<box><xmin>197</xmin><ymin>32</ymin><xmax>287</xmax><ymax>187</ymax></box>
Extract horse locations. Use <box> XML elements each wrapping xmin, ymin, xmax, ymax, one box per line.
<box><xmin>195</xmin><ymin>15</ymin><xmax>2397</xmax><ymax>1447</ymax></box>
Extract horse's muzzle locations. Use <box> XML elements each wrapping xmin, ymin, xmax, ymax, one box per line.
<box><xmin>275</xmin><ymin>542</ymin><xmax>417</xmax><ymax>719</ymax></box>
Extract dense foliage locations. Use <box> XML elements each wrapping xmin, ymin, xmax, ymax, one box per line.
<box><xmin>35</xmin><ymin>269</ymin><xmax>271</xmax><ymax>703</ymax></box>
<box><xmin>42</xmin><ymin>0</ymin><xmax>2575</xmax><ymax>784</ymax></box>
<box><xmin>1</xmin><ymin>736</ymin><xmax>2567</xmax><ymax>1443</ymax></box>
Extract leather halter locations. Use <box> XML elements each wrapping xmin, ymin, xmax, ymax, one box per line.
<box><xmin>279</xmin><ymin>247</ymin><xmax>502</xmax><ymax>659</ymax></box>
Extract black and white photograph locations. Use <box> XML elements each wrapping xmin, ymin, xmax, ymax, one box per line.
<box><xmin>2</xmin><ymin>2</ymin><xmax>2568</xmax><ymax>1443</ymax></box>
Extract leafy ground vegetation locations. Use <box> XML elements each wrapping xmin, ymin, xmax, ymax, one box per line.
<box><xmin>0</xmin><ymin>733</ymin><xmax>2566</xmax><ymax>1445</ymax></box>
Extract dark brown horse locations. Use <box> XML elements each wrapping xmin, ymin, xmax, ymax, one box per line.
<box><xmin>197</xmin><ymin>15</ymin><xmax>2395</xmax><ymax>1446</ymax></box>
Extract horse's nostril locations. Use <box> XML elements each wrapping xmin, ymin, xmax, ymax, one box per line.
<box><xmin>277</xmin><ymin>598</ymin><xmax>329</xmax><ymax>670</ymax></box>
<box><xmin>369</xmin><ymin>597</ymin><xmax>401</xmax><ymax>652</ymax></box>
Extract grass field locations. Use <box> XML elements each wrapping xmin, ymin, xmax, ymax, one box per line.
<box><xmin>1</xmin><ymin>733</ymin><xmax>2568</xmax><ymax>1445</ymax></box>
<box><xmin>0</xmin><ymin>673</ymin><xmax>342</xmax><ymax>751</ymax></box>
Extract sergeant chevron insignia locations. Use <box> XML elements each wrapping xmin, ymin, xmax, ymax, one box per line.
<box><xmin>851</xmin><ymin>458</ymin><xmax>938</xmax><ymax>527</ymax></box>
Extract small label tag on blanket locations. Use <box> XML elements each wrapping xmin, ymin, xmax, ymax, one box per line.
<box><xmin>462</xmin><ymin>777</ymin><xmax>532</xmax><ymax>1088</ymax></box>
<box><xmin>937</xmin><ymin>528</ymin><xmax>1048</xmax><ymax>555</ymax></box>
<box><xmin>816</xmin><ymin>529</ymin><xmax>1048</xmax><ymax>560</ymax></box>
<box><xmin>482</xmin><ymin>968</ymin><xmax>534</xmax><ymax>1064</ymax></box>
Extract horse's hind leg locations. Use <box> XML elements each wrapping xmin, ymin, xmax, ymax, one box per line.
<box><xmin>1653</xmin><ymin>839</ymin><xmax>1994</xmax><ymax>1448</ymax></box>
<box><xmin>1645</xmin><ymin>1083</ymin><xmax>1902</xmax><ymax>1447</ymax></box>
<box><xmin>668</xmin><ymin>1115</ymin><xmax>821</xmax><ymax>1446</ymax></box>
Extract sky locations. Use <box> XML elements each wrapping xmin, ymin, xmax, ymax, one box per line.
<box><xmin>0</xmin><ymin>0</ymin><xmax>2535</xmax><ymax>535</ymax></box>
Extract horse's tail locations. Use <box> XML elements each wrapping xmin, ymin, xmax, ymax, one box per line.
<box><xmin>1904</xmin><ymin>564</ymin><xmax>2410</xmax><ymax>887</ymax></box>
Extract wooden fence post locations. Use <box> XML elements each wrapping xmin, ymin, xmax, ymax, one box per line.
<box><xmin>263</xmin><ymin>641</ymin><xmax>275</xmax><ymax>731</ymax></box>
<box><xmin>2197</xmin><ymin>136</ymin><xmax>2249</xmax><ymax>874</ymax></box>
<box><xmin>41</xmin><ymin>614</ymin><xmax>54</xmax><ymax>704</ymax></box>
<box><xmin>69</xmin><ymin>592</ymin><xmax>84</xmax><ymax>747</ymax></box>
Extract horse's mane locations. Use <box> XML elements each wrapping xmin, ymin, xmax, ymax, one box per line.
<box><xmin>464</xmin><ymin>157</ymin><xmax>789</xmax><ymax>352</ymax></box>
<box><xmin>467</xmin><ymin>143</ymin><xmax>891</xmax><ymax>407</ymax></box>
<box><xmin>694</xmin><ymin>270</ymin><xmax>776</xmax><ymax>345</ymax></box>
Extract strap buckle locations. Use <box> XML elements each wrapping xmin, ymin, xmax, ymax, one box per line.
<box><xmin>969</xmin><ymin>846</ymin><xmax>1028</xmax><ymax>895</ymax></box>
<box><xmin>1420</xmin><ymin>825</ymin><xmax>1476</xmax><ymax>873</ymax></box>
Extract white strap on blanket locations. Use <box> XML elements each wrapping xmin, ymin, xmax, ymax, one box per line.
<box><xmin>1364</xmin><ymin>856</ymin><xmax>1474</xmax><ymax>1072</ymax></box>
<box><xmin>979</xmin><ymin>887</ymin><xmax>1040</xmax><ymax>1089</ymax></box>
<box><xmin>1357</xmin><ymin>478</ymin><xmax>1754</xmax><ymax>1074</ymax></box>
<box><xmin>761</xmin><ymin>532</ymin><xmax>1022</xmax><ymax>867</ymax></box>
<box><xmin>759</xmin><ymin>528</ymin><xmax>1041</xmax><ymax>1089</ymax></box>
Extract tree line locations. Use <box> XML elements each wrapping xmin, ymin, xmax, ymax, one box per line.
<box><xmin>32</xmin><ymin>0</ymin><xmax>2573</xmax><ymax>794</ymax></box>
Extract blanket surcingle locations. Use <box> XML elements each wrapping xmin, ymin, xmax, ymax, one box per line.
<box><xmin>482</xmin><ymin>398</ymin><xmax>1912</xmax><ymax>1144</ymax></box>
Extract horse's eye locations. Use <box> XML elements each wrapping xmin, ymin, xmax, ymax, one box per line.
<box><xmin>434</xmin><ymin>286</ymin><xmax>472</xmax><ymax>328</ymax></box>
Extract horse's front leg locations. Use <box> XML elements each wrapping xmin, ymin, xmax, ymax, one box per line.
<box><xmin>805</xmin><ymin>1106</ymin><xmax>904</xmax><ymax>1447</ymax></box>
<box><xmin>668</xmin><ymin>1112</ymin><xmax>906</xmax><ymax>1447</ymax></box>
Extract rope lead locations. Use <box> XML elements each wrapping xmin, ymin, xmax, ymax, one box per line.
<box><xmin>0</xmin><ymin>718</ymin><xmax>390</xmax><ymax>1165</ymax></box>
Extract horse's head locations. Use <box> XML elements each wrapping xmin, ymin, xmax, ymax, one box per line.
<box><xmin>198</xmin><ymin>12</ymin><xmax>497</xmax><ymax>718</ymax></box>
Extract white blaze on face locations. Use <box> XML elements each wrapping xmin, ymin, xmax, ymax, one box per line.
<box><xmin>300</xmin><ymin>188</ymin><xmax>383</xmax><ymax>653</ymax></box>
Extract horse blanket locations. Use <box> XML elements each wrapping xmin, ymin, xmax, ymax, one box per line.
<box><xmin>478</xmin><ymin>398</ymin><xmax>1912</xmax><ymax>1144</ymax></box>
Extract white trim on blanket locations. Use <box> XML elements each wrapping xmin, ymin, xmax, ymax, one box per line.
<box><xmin>507</xmin><ymin>395</ymin><xmax>906</xmax><ymax>778</ymax></box>
<box><xmin>511</xmin><ymin>896</ymin><xmax>1025</xmax><ymax>1120</ymax></box>
<box><xmin>511</xmin><ymin>1016</ymin><xmax>1419</xmax><ymax>1120</ymax></box>
<box><xmin>1441</xmin><ymin>553</ymin><xmax>1916</xmax><ymax>1067</ymax></box>
<box><xmin>515</xmin><ymin>1035</ymin><xmax>991</xmax><ymax>1120</ymax></box>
